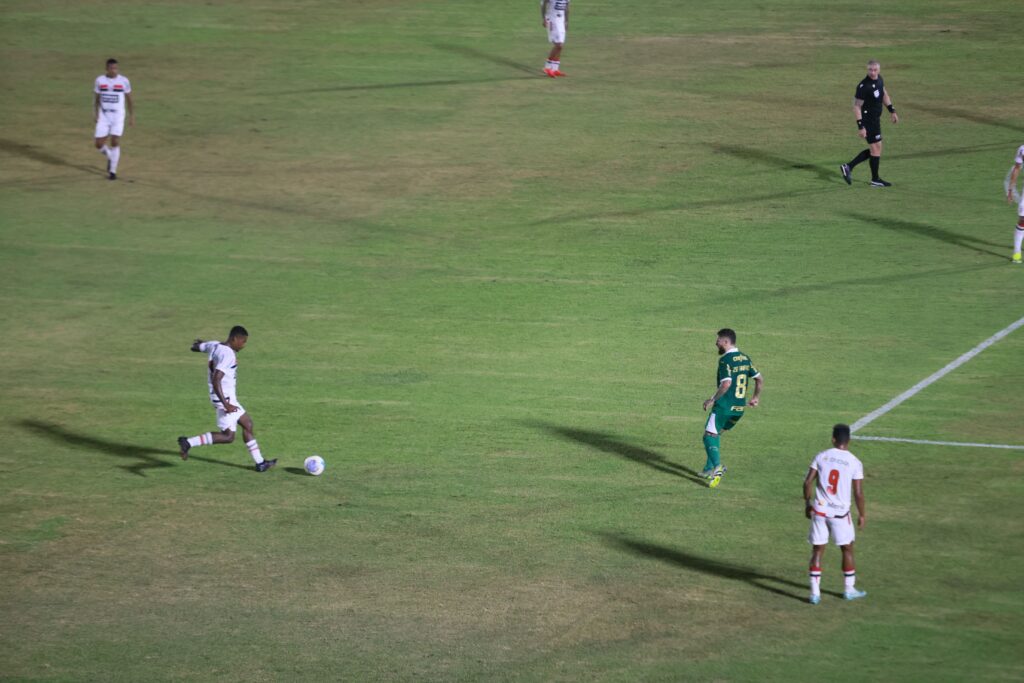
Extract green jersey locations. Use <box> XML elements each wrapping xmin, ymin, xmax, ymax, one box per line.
<box><xmin>715</xmin><ymin>349</ymin><xmax>760</xmax><ymax>409</ymax></box>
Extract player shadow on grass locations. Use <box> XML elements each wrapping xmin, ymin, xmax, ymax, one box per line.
<box><xmin>527</xmin><ymin>421</ymin><xmax>707</xmax><ymax>487</ymax></box>
<box><xmin>17</xmin><ymin>420</ymin><xmax>252</xmax><ymax>477</ymax></box>
<box><xmin>913</xmin><ymin>104</ymin><xmax>1024</xmax><ymax>135</ymax></box>
<box><xmin>844</xmin><ymin>212</ymin><xmax>1006</xmax><ymax>259</ymax></box>
<box><xmin>600</xmin><ymin>532</ymin><xmax>839</xmax><ymax>602</ymax></box>
<box><xmin>295</xmin><ymin>75</ymin><xmax>536</xmax><ymax>95</ymax></box>
<box><xmin>431</xmin><ymin>42</ymin><xmax>538</xmax><ymax>75</ymax></box>
<box><xmin>0</xmin><ymin>138</ymin><xmax>105</xmax><ymax>177</ymax></box>
<box><xmin>710</xmin><ymin>143</ymin><xmax>839</xmax><ymax>183</ymax></box>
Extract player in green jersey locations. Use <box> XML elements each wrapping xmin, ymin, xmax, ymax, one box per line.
<box><xmin>701</xmin><ymin>328</ymin><xmax>763</xmax><ymax>488</ymax></box>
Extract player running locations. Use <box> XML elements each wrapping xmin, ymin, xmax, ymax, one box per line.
<box><xmin>177</xmin><ymin>326</ymin><xmax>277</xmax><ymax>472</ymax></box>
<box><xmin>803</xmin><ymin>424</ymin><xmax>867</xmax><ymax>604</ymax></box>
<box><xmin>700</xmin><ymin>328</ymin><xmax>763</xmax><ymax>488</ymax></box>
<box><xmin>1007</xmin><ymin>144</ymin><xmax>1023</xmax><ymax>264</ymax></box>
<box><xmin>93</xmin><ymin>58</ymin><xmax>134</xmax><ymax>181</ymax></box>
<box><xmin>541</xmin><ymin>0</ymin><xmax>569</xmax><ymax>77</ymax></box>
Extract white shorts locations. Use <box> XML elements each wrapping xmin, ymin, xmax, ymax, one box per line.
<box><xmin>95</xmin><ymin>112</ymin><xmax>125</xmax><ymax>138</ymax></box>
<box><xmin>215</xmin><ymin>403</ymin><xmax>246</xmax><ymax>432</ymax></box>
<box><xmin>546</xmin><ymin>14</ymin><xmax>566</xmax><ymax>44</ymax></box>
<box><xmin>808</xmin><ymin>512</ymin><xmax>855</xmax><ymax>547</ymax></box>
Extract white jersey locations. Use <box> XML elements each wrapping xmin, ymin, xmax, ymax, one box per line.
<box><xmin>200</xmin><ymin>342</ymin><xmax>239</xmax><ymax>406</ymax></box>
<box><xmin>94</xmin><ymin>75</ymin><xmax>131</xmax><ymax>115</ymax></box>
<box><xmin>1015</xmin><ymin>145</ymin><xmax>1024</xmax><ymax>165</ymax></box>
<box><xmin>808</xmin><ymin>447</ymin><xmax>863</xmax><ymax>518</ymax></box>
<box><xmin>544</xmin><ymin>0</ymin><xmax>569</xmax><ymax>17</ymax></box>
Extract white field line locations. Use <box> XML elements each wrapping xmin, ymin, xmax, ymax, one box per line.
<box><xmin>852</xmin><ymin>435</ymin><xmax>1024</xmax><ymax>451</ymax></box>
<box><xmin>850</xmin><ymin>315</ymin><xmax>1024</xmax><ymax>433</ymax></box>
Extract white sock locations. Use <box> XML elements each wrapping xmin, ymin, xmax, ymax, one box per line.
<box><xmin>552</xmin><ymin>60</ymin><xmax>560</xmax><ymax>72</ymax></box>
<box><xmin>188</xmin><ymin>433</ymin><xmax>213</xmax><ymax>448</ymax></box>
<box><xmin>109</xmin><ymin>146</ymin><xmax>121</xmax><ymax>173</ymax></box>
<box><xmin>245</xmin><ymin>439</ymin><xmax>264</xmax><ymax>464</ymax></box>
<box><xmin>844</xmin><ymin>569</ymin><xmax>856</xmax><ymax>592</ymax></box>
<box><xmin>544</xmin><ymin>60</ymin><xmax>553</xmax><ymax>70</ymax></box>
<box><xmin>99</xmin><ymin>145</ymin><xmax>111</xmax><ymax>157</ymax></box>
<box><xmin>1014</xmin><ymin>226</ymin><xmax>1023</xmax><ymax>254</ymax></box>
<box><xmin>809</xmin><ymin>566</ymin><xmax>822</xmax><ymax>597</ymax></box>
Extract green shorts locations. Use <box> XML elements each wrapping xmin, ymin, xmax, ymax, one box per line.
<box><xmin>706</xmin><ymin>405</ymin><xmax>744</xmax><ymax>434</ymax></box>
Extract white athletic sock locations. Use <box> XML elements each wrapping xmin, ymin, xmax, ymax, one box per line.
<box><xmin>245</xmin><ymin>439</ymin><xmax>264</xmax><ymax>465</ymax></box>
<box><xmin>809</xmin><ymin>566</ymin><xmax>822</xmax><ymax>597</ymax></box>
<box><xmin>544</xmin><ymin>60</ymin><xmax>553</xmax><ymax>70</ymax></box>
<box><xmin>108</xmin><ymin>146</ymin><xmax>121</xmax><ymax>173</ymax></box>
<box><xmin>1013</xmin><ymin>226</ymin><xmax>1023</xmax><ymax>254</ymax></box>
<box><xmin>188</xmin><ymin>433</ymin><xmax>213</xmax><ymax>448</ymax></box>
<box><xmin>552</xmin><ymin>60</ymin><xmax>560</xmax><ymax>72</ymax></box>
<box><xmin>843</xmin><ymin>570</ymin><xmax>856</xmax><ymax>591</ymax></box>
<box><xmin>99</xmin><ymin>145</ymin><xmax>111</xmax><ymax>157</ymax></box>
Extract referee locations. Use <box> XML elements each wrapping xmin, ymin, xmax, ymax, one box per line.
<box><xmin>840</xmin><ymin>60</ymin><xmax>899</xmax><ymax>187</ymax></box>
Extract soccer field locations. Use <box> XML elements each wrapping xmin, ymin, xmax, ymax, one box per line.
<box><xmin>2</xmin><ymin>0</ymin><xmax>1023</xmax><ymax>680</ymax></box>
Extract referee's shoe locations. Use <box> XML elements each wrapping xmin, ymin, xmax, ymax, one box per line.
<box><xmin>839</xmin><ymin>164</ymin><xmax>852</xmax><ymax>185</ymax></box>
<box><xmin>870</xmin><ymin>178</ymin><xmax>892</xmax><ymax>187</ymax></box>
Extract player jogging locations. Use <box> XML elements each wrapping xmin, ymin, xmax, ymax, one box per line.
<box><xmin>700</xmin><ymin>328</ymin><xmax>763</xmax><ymax>488</ymax></box>
<box><xmin>177</xmin><ymin>326</ymin><xmax>277</xmax><ymax>472</ymax></box>
<box><xmin>93</xmin><ymin>58</ymin><xmax>134</xmax><ymax>181</ymax></box>
<box><xmin>541</xmin><ymin>0</ymin><xmax>569</xmax><ymax>77</ymax></box>
<box><xmin>803</xmin><ymin>424</ymin><xmax>867</xmax><ymax>604</ymax></box>
<box><xmin>840</xmin><ymin>60</ymin><xmax>899</xmax><ymax>188</ymax></box>
<box><xmin>1007</xmin><ymin>144</ymin><xmax>1024</xmax><ymax>264</ymax></box>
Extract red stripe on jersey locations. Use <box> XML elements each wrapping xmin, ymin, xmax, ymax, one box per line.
<box><xmin>98</xmin><ymin>85</ymin><xmax>109</xmax><ymax>90</ymax></box>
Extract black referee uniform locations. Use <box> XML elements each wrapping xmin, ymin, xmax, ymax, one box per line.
<box><xmin>842</xmin><ymin>74</ymin><xmax>892</xmax><ymax>186</ymax></box>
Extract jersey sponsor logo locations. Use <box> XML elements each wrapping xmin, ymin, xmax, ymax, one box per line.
<box><xmin>100</xmin><ymin>94</ymin><xmax>120</xmax><ymax>103</ymax></box>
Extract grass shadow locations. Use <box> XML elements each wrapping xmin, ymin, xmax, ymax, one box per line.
<box><xmin>0</xmin><ymin>138</ymin><xmax>105</xmax><ymax>176</ymax></box>
<box><xmin>914</xmin><ymin>104</ymin><xmax>1024</xmax><ymax>135</ymax></box>
<box><xmin>17</xmin><ymin>420</ymin><xmax>251</xmax><ymax>476</ymax></box>
<box><xmin>284</xmin><ymin>467</ymin><xmax>307</xmax><ymax>476</ymax></box>
<box><xmin>431</xmin><ymin>42</ymin><xmax>538</xmax><ymax>75</ymax></box>
<box><xmin>710</xmin><ymin>143</ymin><xmax>838</xmax><ymax>183</ymax></box>
<box><xmin>296</xmin><ymin>75</ymin><xmax>535</xmax><ymax>95</ymax></box>
<box><xmin>844</xmin><ymin>211</ymin><xmax>1006</xmax><ymax>258</ymax></box>
<box><xmin>600</xmin><ymin>532</ymin><xmax>842</xmax><ymax>602</ymax></box>
<box><xmin>526</xmin><ymin>421</ymin><xmax>707</xmax><ymax>486</ymax></box>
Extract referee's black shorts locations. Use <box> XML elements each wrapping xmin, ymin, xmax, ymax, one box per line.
<box><xmin>863</xmin><ymin>116</ymin><xmax>882</xmax><ymax>143</ymax></box>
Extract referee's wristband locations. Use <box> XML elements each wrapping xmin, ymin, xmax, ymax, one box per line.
<box><xmin>856</xmin><ymin>120</ymin><xmax>865</xmax><ymax>130</ymax></box>
<box><xmin>887</xmin><ymin>104</ymin><xmax>896</xmax><ymax>113</ymax></box>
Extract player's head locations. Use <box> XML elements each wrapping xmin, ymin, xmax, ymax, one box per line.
<box><xmin>832</xmin><ymin>424</ymin><xmax>851</xmax><ymax>448</ymax></box>
<box><xmin>866</xmin><ymin>60</ymin><xmax>880</xmax><ymax>79</ymax></box>
<box><xmin>227</xmin><ymin>325</ymin><xmax>249</xmax><ymax>351</ymax></box>
<box><xmin>715</xmin><ymin>328</ymin><xmax>736</xmax><ymax>355</ymax></box>
<box><xmin>105</xmin><ymin>58</ymin><xmax>119</xmax><ymax>77</ymax></box>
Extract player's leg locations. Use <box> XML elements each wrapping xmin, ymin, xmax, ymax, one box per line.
<box><xmin>107</xmin><ymin>127</ymin><xmax>123</xmax><ymax>179</ymax></box>
<box><xmin>1012</xmin><ymin>214</ymin><xmax>1023</xmax><ymax>263</ymax></box>
<box><xmin>868</xmin><ymin>140</ymin><xmax>890</xmax><ymax>186</ymax></box>
<box><xmin>808</xmin><ymin>540</ymin><xmax>826</xmax><ymax>604</ymax></box>
<box><xmin>95</xmin><ymin>116</ymin><xmax>113</xmax><ymax>171</ymax></box>
<box><xmin>836</xmin><ymin>517</ymin><xmax>866</xmax><ymax>599</ymax></box>
<box><xmin>239</xmin><ymin>413</ymin><xmax>277</xmax><ymax>472</ymax></box>
<box><xmin>701</xmin><ymin>413</ymin><xmax>721</xmax><ymax>477</ymax></box>
<box><xmin>177</xmin><ymin>426</ymin><xmax>233</xmax><ymax>459</ymax></box>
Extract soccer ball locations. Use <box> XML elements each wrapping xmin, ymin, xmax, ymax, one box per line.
<box><xmin>304</xmin><ymin>455</ymin><xmax>325</xmax><ymax>476</ymax></box>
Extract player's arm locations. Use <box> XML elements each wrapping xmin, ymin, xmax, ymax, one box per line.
<box><xmin>541</xmin><ymin>0</ymin><xmax>549</xmax><ymax>25</ymax></box>
<box><xmin>853</xmin><ymin>479</ymin><xmax>866</xmax><ymax>528</ymax></box>
<box><xmin>564</xmin><ymin>1</ymin><xmax>569</xmax><ymax>28</ymax></box>
<box><xmin>94</xmin><ymin>92</ymin><xmax>101</xmax><ymax>122</ymax></box>
<box><xmin>125</xmin><ymin>92</ymin><xmax>134</xmax><ymax>126</ymax></box>
<box><xmin>210</xmin><ymin>369</ymin><xmax>238</xmax><ymax>413</ymax></box>
<box><xmin>191</xmin><ymin>338</ymin><xmax>205</xmax><ymax>352</ymax></box>
<box><xmin>1009</xmin><ymin>163</ymin><xmax>1021</xmax><ymax>203</ymax></box>
<box><xmin>803</xmin><ymin>468</ymin><xmax>818</xmax><ymax>519</ymax></box>
<box><xmin>748</xmin><ymin>373</ymin><xmax>763</xmax><ymax>407</ymax></box>
<box><xmin>882</xmin><ymin>88</ymin><xmax>898</xmax><ymax>124</ymax></box>
<box><xmin>703</xmin><ymin>377</ymin><xmax>731</xmax><ymax>411</ymax></box>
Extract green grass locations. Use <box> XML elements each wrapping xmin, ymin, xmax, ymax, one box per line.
<box><xmin>2</xmin><ymin>0</ymin><xmax>1023</xmax><ymax>680</ymax></box>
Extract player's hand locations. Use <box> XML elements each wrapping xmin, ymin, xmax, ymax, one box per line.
<box><xmin>857</xmin><ymin>514</ymin><xmax>865</xmax><ymax>529</ymax></box>
<box><xmin>748</xmin><ymin>396</ymin><xmax>760</xmax><ymax>407</ymax></box>
<box><xmin>128</xmin><ymin>116</ymin><xmax>135</xmax><ymax>127</ymax></box>
<box><xmin>890</xmin><ymin>112</ymin><xmax>899</xmax><ymax>124</ymax></box>
<box><xmin>857</xmin><ymin>128</ymin><xmax>867</xmax><ymax>139</ymax></box>
<box><xmin>805</xmin><ymin>505</ymin><xmax>813</xmax><ymax>520</ymax></box>
<box><xmin>1008</xmin><ymin>191</ymin><xmax>1016</xmax><ymax>204</ymax></box>
<box><xmin>543</xmin><ymin>18</ymin><xmax>548</xmax><ymax>27</ymax></box>
<box><xmin>702</xmin><ymin>398</ymin><xmax>713</xmax><ymax>411</ymax></box>
<box><xmin>224</xmin><ymin>402</ymin><xmax>240</xmax><ymax>414</ymax></box>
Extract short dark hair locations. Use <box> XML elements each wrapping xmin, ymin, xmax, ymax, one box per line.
<box><xmin>717</xmin><ymin>328</ymin><xmax>737</xmax><ymax>344</ymax></box>
<box><xmin>228</xmin><ymin>325</ymin><xmax>249</xmax><ymax>339</ymax></box>
<box><xmin>832</xmin><ymin>424</ymin><xmax>851</xmax><ymax>445</ymax></box>
<box><xmin>106</xmin><ymin>58</ymin><xmax>118</xmax><ymax>66</ymax></box>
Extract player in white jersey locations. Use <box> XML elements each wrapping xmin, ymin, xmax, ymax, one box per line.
<box><xmin>1007</xmin><ymin>144</ymin><xmax>1024</xmax><ymax>264</ymax></box>
<box><xmin>177</xmin><ymin>326</ymin><xmax>277</xmax><ymax>472</ymax></box>
<box><xmin>541</xmin><ymin>0</ymin><xmax>570</xmax><ymax>77</ymax></box>
<box><xmin>802</xmin><ymin>424</ymin><xmax>867</xmax><ymax>604</ymax></box>
<box><xmin>93</xmin><ymin>58</ymin><xmax>134</xmax><ymax>181</ymax></box>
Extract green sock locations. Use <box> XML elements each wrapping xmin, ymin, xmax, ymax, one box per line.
<box><xmin>702</xmin><ymin>434</ymin><xmax>721</xmax><ymax>470</ymax></box>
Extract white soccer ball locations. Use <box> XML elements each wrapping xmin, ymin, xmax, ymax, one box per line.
<box><xmin>304</xmin><ymin>455</ymin><xmax>325</xmax><ymax>476</ymax></box>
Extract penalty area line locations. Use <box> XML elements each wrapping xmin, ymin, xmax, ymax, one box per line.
<box><xmin>850</xmin><ymin>314</ymin><xmax>1024</xmax><ymax>433</ymax></box>
<box><xmin>852</xmin><ymin>435</ymin><xmax>1024</xmax><ymax>451</ymax></box>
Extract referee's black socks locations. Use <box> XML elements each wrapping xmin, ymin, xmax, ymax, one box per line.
<box><xmin>869</xmin><ymin>155</ymin><xmax>880</xmax><ymax>180</ymax></box>
<box><xmin>848</xmin><ymin>149</ymin><xmax>871</xmax><ymax>169</ymax></box>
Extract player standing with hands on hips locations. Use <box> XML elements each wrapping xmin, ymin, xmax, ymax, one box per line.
<box><xmin>803</xmin><ymin>424</ymin><xmax>867</xmax><ymax>604</ymax></box>
<box><xmin>1006</xmin><ymin>144</ymin><xmax>1024</xmax><ymax>264</ymax></box>
<box><xmin>93</xmin><ymin>58</ymin><xmax>134</xmax><ymax>180</ymax></box>
<box><xmin>541</xmin><ymin>0</ymin><xmax>569</xmax><ymax>77</ymax></box>
<box><xmin>840</xmin><ymin>60</ymin><xmax>899</xmax><ymax>187</ymax></box>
